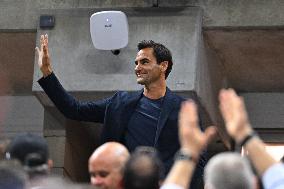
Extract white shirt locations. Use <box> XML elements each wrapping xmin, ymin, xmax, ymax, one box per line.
<box><xmin>262</xmin><ymin>163</ymin><xmax>284</xmax><ymax>189</ymax></box>
<box><xmin>160</xmin><ymin>183</ymin><xmax>184</xmax><ymax>189</ymax></box>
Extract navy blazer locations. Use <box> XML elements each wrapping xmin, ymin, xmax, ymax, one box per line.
<box><xmin>38</xmin><ymin>72</ymin><xmax>206</xmax><ymax>188</ymax></box>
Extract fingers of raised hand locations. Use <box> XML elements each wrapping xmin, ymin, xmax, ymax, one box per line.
<box><xmin>203</xmin><ymin>126</ymin><xmax>217</xmax><ymax>146</ymax></box>
<box><xmin>219</xmin><ymin>89</ymin><xmax>238</xmax><ymax>122</ymax></box>
<box><xmin>42</xmin><ymin>34</ymin><xmax>49</xmax><ymax>55</ymax></box>
<box><xmin>179</xmin><ymin>100</ymin><xmax>198</xmax><ymax>128</ymax></box>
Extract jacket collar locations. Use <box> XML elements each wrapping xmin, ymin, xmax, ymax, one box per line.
<box><xmin>154</xmin><ymin>87</ymin><xmax>176</xmax><ymax>146</ymax></box>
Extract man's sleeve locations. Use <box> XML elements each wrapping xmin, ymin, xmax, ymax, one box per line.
<box><xmin>38</xmin><ymin>72</ymin><xmax>110</xmax><ymax>122</ymax></box>
<box><xmin>262</xmin><ymin>163</ymin><xmax>284</xmax><ymax>189</ymax></box>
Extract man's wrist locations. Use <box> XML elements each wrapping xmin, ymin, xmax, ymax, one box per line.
<box><xmin>234</xmin><ymin>125</ymin><xmax>253</xmax><ymax>143</ymax></box>
<box><xmin>237</xmin><ymin>131</ymin><xmax>258</xmax><ymax>147</ymax></box>
<box><xmin>174</xmin><ymin>149</ymin><xmax>198</xmax><ymax>163</ymax></box>
<box><xmin>42</xmin><ymin>68</ymin><xmax>52</xmax><ymax>78</ymax></box>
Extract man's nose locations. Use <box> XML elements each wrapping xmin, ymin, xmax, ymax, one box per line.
<box><xmin>91</xmin><ymin>176</ymin><xmax>104</xmax><ymax>186</ymax></box>
<box><xmin>135</xmin><ymin>63</ymin><xmax>141</xmax><ymax>71</ymax></box>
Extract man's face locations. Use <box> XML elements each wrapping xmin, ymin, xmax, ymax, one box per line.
<box><xmin>89</xmin><ymin>156</ymin><xmax>122</xmax><ymax>189</ymax></box>
<box><xmin>135</xmin><ymin>48</ymin><xmax>165</xmax><ymax>85</ymax></box>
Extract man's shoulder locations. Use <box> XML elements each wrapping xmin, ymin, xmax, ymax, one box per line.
<box><xmin>115</xmin><ymin>90</ymin><xmax>142</xmax><ymax>97</ymax></box>
<box><xmin>166</xmin><ymin>88</ymin><xmax>186</xmax><ymax>102</ymax></box>
<box><xmin>111</xmin><ymin>90</ymin><xmax>143</xmax><ymax>102</ymax></box>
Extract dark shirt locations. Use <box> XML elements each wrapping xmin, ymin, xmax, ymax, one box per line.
<box><xmin>125</xmin><ymin>95</ymin><xmax>164</xmax><ymax>152</ymax></box>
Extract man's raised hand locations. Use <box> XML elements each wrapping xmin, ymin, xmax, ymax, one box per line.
<box><xmin>35</xmin><ymin>34</ymin><xmax>52</xmax><ymax>77</ymax></box>
<box><xmin>178</xmin><ymin>100</ymin><xmax>216</xmax><ymax>160</ymax></box>
<box><xmin>219</xmin><ymin>89</ymin><xmax>253</xmax><ymax>143</ymax></box>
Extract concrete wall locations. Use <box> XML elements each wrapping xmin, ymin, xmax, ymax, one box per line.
<box><xmin>242</xmin><ymin>93</ymin><xmax>284</xmax><ymax>130</ymax></box>
<box><xmin>240</xmin><ymin>93</ymin><xmax>284</xmax><ymax>143</ymax></box>
<box><xmin>0</xmin><ymin>96</ymin><xmax>44</xmax><ymax>137</ymax></box>
<box><xmin>0</xmin><ymin>0</ymin><xmax>153</xmax><ymax>30</ymax></box>
<box><xmin>0</xmin><ymin>32</ymin><xmax>44</xmax><ymax>141</ymax></box>
<box><xmin>2</xmin><ymin>0</ymin><xmax>284</xmax><ymax>30</ymax></box>
<box><xmin>195</xmin><ymin>36</ymin><xmax>230</xmax><ymax>148</ymax></box>
<box><xmin>160</xmin><ymin>0</ymin><xmax>284</xmax><ymax>27</ymax></box>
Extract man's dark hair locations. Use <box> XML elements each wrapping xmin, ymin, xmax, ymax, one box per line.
<box><xmin>123</xmin><ymin>146</ymin><xmax>164</xmax><ymax>189</ymax></box>
<box><xmin>138</xmin><ymin>40</ymin><xmax>173</xmax><ymax>79</ymax></box>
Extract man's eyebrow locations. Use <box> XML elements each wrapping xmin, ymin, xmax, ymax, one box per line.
<box><xmin>135</xmin><ymin>58</ymin><xmax>150</xmax><ymax>62</ymax></box>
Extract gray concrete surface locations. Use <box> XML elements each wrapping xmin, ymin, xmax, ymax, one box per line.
<box><xmin>160</xmin><ymin>0</ymin><xmax>284</xmax><ymax>27</ymax></box>
<box><xmin>0</xmin><ymin>96</ymin><xmax>44</xmax><ymax>138</ymax></box>
<box><xmin>241</xmin><ymin>93</ymin><xmax>284</xmax><ymax>129</ymax></box>
<box><xmin>204</xmin><ymin>30</ymin><xmax>284</xmax><ymax>92</ymax></box>
<box><xmin>0</xmin><ymin>0</ymin><xmax>153</xmax><ymax>30</ymax></box>
<box><xmin>2</xmin><ymin>0</ymin><xmax>284</xmax><ymax>30</ymax></box>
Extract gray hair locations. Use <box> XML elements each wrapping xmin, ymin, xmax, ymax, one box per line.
<box><xmin>204</xmin><ymin>152</ymin><xmax>255</xmax><ymax>189</ymax></box>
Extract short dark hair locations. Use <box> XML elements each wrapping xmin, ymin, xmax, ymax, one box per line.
<box><xmin>138</xmin><ymin>40</ymin><xmax>173</xmax><ymax>79</ymax></box>
<box><xmin>5</xmin><ymin>133</ymin><xmax>49</xmax><ymax>168</ymax></box>
<box><xmin>123</xmin><ymin>146</ymin><xmax>164</xmax><ymax>189</ymax></box>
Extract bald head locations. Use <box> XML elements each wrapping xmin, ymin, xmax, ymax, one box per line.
<box><xmin>205</xmin><ymin>152</ymin><xmax>255</xmax><ymax>189</ymax></box>
<box><xmin>88</xmin><ymin>142</ymin><xmax>129</xmax><ymax>189</ymax></box>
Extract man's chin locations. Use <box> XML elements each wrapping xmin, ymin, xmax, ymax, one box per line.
<box><xmin>137</xmin><ymin>79</ymin><xmax>146</xmax><ymax>85</ymax></box>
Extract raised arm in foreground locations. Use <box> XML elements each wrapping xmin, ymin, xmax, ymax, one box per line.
<box><xmin>162</xmin><ymin>101</ymin><xmax>216</xmax><ymax>189</ymax></box>
<box><xmin>219</xmin><ymin>89</ymin><xmax>284</xmax><ymax>189</ymax></box>
<box><xmin>219</xmin><ymin>88</ymin><xmax>277</xmax><ymax>175</ymax></box>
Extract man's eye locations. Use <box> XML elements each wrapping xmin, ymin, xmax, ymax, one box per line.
<box><xmin>98</xmin><ymin>171</ymin><xmax>109</xmax><ymax>178</ymax></box>
<box><xmin>141</xmin><ymin>60</ymin><xmax>148</xmax><ymax>64</ymax></box>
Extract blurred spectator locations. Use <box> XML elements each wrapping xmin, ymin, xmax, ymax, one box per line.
<box><xmin>5</xmin><ymin>133</ymin><xmax>53</xmax><ymax>188</ymax></box>
<box><xmin>124</xmin><ymin>146</ymin><xmax>164</xmax><ymax>189</ymax></box>
<box><xmin>204</xmin><ymin>152</ymin><xmax>255</xmax><ymax>189</ymax></box>
<box><xmin>0</xmin><ymin>159</ymin><xmax>27</xmax><ymax>189</ymax></box>
<box><xmin>88</xmin><ymin>142</ymin><xmax>129</xmax><ymax>189</ymax></box>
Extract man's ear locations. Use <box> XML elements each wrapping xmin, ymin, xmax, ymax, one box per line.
<box><xmin>160</xmin><ymin>61</ymin><xmax>168</xmax><ymax>72</ymax></box>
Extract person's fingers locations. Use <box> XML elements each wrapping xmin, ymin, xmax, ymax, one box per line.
<box><xmin>43</xmin><ymin>44</ymin><xmax>47</xmax><ymax>54</ymax></box>
<box><xmin>179</xmin><ymin>101</ymin><xmax>189</xmax><ymax>128</ymax></box>
<box><xmin>187</xmin><ymin>100</ymin><xmax>198</xmax><ymax>126</ymax></box>
<box><xmin>44</xmin><ymin>34</ymin><xmax>48</xmax><ymax>47</ymax></box>
<box><xmin>219</xmin><ymin>89</ymin><xmax>230</xmax><ymax>122</ymax></box>
<box><xmin>219</xmin><ymin>88</ymin><xmax>237</xmax><ymax>123</ymax></box>
<box><xmin>196</xmin><ymin>126</ymin><xmax>217</xmax><ymax>151</ymax></box>
<box><xmin>179</xmin><ymin>100</ymin><xmax>198</xmax><ymax>127</ymax></box>
<box><xmin>40</xmin><ymin>35</ymin><xmax>44</xmax><ymax>51</ymax></box>
<box><xmin>45</xmin><ymin>34</ymin><xmax>48</xmax><ymax>45</ymax></box>
<box><xmin>204</xmin><ymin>126</ymin><xmax>217</xmax><ymax>143</ymax></box>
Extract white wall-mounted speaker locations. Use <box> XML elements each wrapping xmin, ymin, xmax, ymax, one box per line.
<box><xmin>90</xmin><ymin>11</ymin><xmax>129</xmax><ymax>50</ymax></box>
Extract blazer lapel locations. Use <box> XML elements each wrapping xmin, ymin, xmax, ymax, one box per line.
<box><xmin>118</xmin><ymin>89</ymin><xmax>143</xmax><ymax>140</ymax></box>
<box><xmin>154</xmin><ymin>87</ymin><xmax>176</xmax><ymax>146</ymax></box>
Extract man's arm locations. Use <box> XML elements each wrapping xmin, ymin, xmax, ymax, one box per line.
<box><xmin>219</xmin><ymin>88</ymin><xmax>277</xmax><ymax>176</ymax></box>
<box><xmin>162</xmin><ymin>101</ymin><xmax>216</xmax><ymax>189</ymax></box>
<box><xmin>35</xmin><ymin>34</ymin><xmax>108</xmax><ymax>122</ymax></box>
<box><xmin>219</xmin><ymin>89</ymin><xmax>284</xmax><ymax>189</ymax></box>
